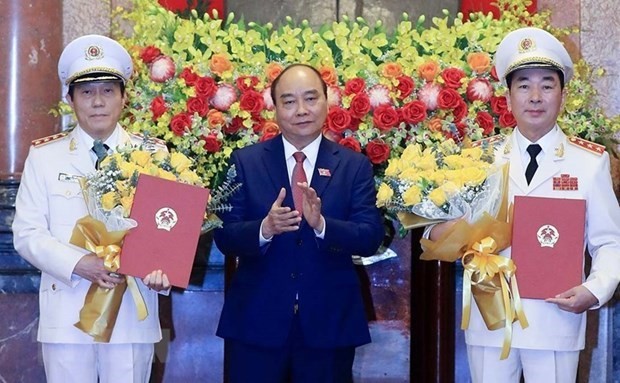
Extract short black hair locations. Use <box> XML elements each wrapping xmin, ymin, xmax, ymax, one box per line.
<box><xmin>270</xmin><ymin>63</ymin><xmax>328</xmax><ymax>106</ymax></box>
<box><xmin>67</xmin><ymin>80</ymin><xmax>126</xmax><ymax>99</ymax></box>
<box><xmin>506</xmin><ymin>67</ymin><xmax>565</xmax><ymax>90</ymax></box>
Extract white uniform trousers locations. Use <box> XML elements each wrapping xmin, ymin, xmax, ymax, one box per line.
<box><xmin>42</xmin><ymin>342</ymin><xmax>154</xmax><ymax>383</ymax></box>
<box><xmin>467</xmin><ymin>345</ymin><xmax>579</xmax><ymax>383</ymax></box>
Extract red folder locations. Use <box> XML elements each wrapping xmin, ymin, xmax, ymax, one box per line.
<box><xmin>119</xmin><ymin>174</ymin><xmax>209</xmax><ymax>288</ymax></box>
<box><xmin>511</xmin><ymin>196</ymin><xmax>585</xmax><ymax>299</ymax></box>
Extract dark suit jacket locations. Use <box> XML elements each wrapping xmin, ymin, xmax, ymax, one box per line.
<box><xmin>214</xmin><ymin>135</ymin><xmax>384</xmax><ymax>349</ymax></box>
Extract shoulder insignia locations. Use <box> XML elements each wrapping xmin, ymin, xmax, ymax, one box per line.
<box><xmin>130</xmin><ymin>132</ymin><xmax>167</xmax><ymax>147</ymax></box>
<box><xmin>31</xmin><ymin>131</ymin><xmax>70</xmax><ymax>147</ymax></box>
<box><xmin>567</xmin><ymin>137</ymin><xmax>605</xmax><ymax>156</ymax></box>
<box><xmin>471</xmin><ymin>134</ymin><xmax>506</xmax><ymax>148</ymax></box>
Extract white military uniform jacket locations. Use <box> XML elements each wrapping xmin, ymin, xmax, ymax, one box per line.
<box><xmin>12</xmin><ymin>125</ymin><xmax>164</xmax><ymax>344</ymax></box>
<box><xmin>465</xmin><ymin>126</ymin><xmax>620</xmax><ymax>351</ymax></box>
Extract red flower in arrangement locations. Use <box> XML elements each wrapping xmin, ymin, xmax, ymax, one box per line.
<box><xmin>441</xmin><ymin>68</ymin><xmax>466</xmax><ymax>89</ymax></box>
<box><xmin>395</xmin><ymin>75</ymin><xmax>415</xmax><ymax>100</ymax></box>
<box><xmin>344</xmin><ymin>78</ymin><xmax>366</xmax><ymax>95</ymax></box>
<box><xmin>211</xmin><ymin>84</ymin><xmax>237</xmax><ymax>111</ymax></box>
<box><xmin>491</xmin><ymin>95</ymin><xmax>509</xmax><ymax>115</ymax></box>
<box><xmin>365</xmin><ymin>139</ymin><xmax>391</xmax><ymax>165</ymax></box>
<box><xmin>236</xmin><ymin>76</ymin><xmax>260</xmax><ymax>92</ymax></box>
<box><xmin>327</xmin><ymin>106</ymin><xmax>352</xmax><ymax>134</ymax></box>
<box><xmin>195</xmin><ymin>76</ymin><xmax>218</xmax><ymax>99</ymax></box>
<box><xmin>476</xmin><ymin>111</ymin><xmax>495</xmax><ymax>135</ymax></box>
<box><xmin>140</xmin><ymin>46</ymin><xmax>162</xmax><ymax>64</ymax></box>
<box><xmin>373</xmin><ymin>105</ymin><xmax>400</xmax><ymax>131</ymax></box>
<box><xmin>169</xmin><ymin>112</ymin><xmax>192</xmax><ymax>136</ymax></box>
<box><xmin>158</xmin><ymin>0</ymin><xmax>194</xmax><ymax>13</ymax></box>
<box><xmin>186</xmin><ymin>96</ymin><xmax>209</xmax><ymax>117</ymax></box>
<box><xmin>452</xmin><ymin>100</ymin><xmax>468</xmax><ymax>122</ymax></box>
<box><xmin>401</xmin><ymin>100</ymin><xmax>427</xmax><ymax>125</ymax></box>
<box><xmin>437</xmin><ymin>88</ymin><xmax>462</xmax><ymax>110</ymax></box>
<box><xmin>223</xmin><ymin>116</ymin><xmax>244</xmax><ymax>135</ymax></box>
<box><xmin>339</xmin><ymin>136</ymin><xmax>362</xmax><ymax>153</ymax></box>
<box><xmin>202</xmin><ymin>134</ymin><xmax>222</xmax><ymax>153</ymax></box>
<box><xmin>349</xmin><ymin>92</ymin><xmax>371</xmax><ymax>119</ymax></box>
<box><xmin>327</xmin><ymin>86</ymin><xmax>342</xmax><ymax>107</ymax></box>
<box><xmin>149</xmin><ymin>55</ymin><xmax>175</xmax><ymax>83</ymax></box>
<box><xmin>239</xmin><ymin>90</ymin><xmax>265</xmax><ymax>115</ymax></box>
<box><xmin>179</xmin><ymin>67</ymin><xmax>199</xmax><ymax>86</ymax></box>
<box><xmin>499</xmin><ymin>111</ymin><xmax>517</xmax><ymax>128</ymax></box>
<box><xmin>150</xmin><ymin>95</ymin><xmax>168</xmax><ymax>121</ymax></box>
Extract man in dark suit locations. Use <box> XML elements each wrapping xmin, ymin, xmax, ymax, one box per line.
<box><xmin>214</xmin><ymin>64</ymin><xmax>384</xmax><ymax>382</ymax></box>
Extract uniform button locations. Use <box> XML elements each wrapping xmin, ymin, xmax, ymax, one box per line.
<box><xmin>51</xmin><ymin>284</ymin><xmax>56</xmax><ymax>291</ymax></box>
<box><xmin>290</xmin><ymin>273</ymin><xmax>297</xmax><ymax>279</ymax></box>
<box><xmin>297</xmin><ymin>240</ymin><xmax>302</xmax><ymax>246</ymax></box>
<box><xmin>65</xmin><ymin>190</ymin><xmax>71</xmax><ymax>196</ymax></box>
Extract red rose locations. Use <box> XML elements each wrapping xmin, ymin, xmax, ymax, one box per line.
<box><xmin>441</xmin><ymin>68</ymin><xmax>465</xmax><ymax>89</ymax></box>
<box><xmin>239</xmin><ymin>90</ymin><xmax>265</xmax><ymax>114</ymax></box>
<box><xmin>149</xmin><ymin>55</ymin><xmax>175</xmax><ymax>83</ymax></box>
<box><xmin>476</xmin><ymin>111</ymin><xmax>495</xmax><ymax>135</ymax></box>
<box><xmin>224</xmin><ymin>116</ymin><xmax>244</xmax><ymax>135</ymax></box>
<box><xmin>365</xmin><ymin>139</ymin><xmax>391</xmax><ymax>164</ymax></box>
<box><xmin>372</xmin><ymin>105</ymin><xmax>400</xmax><ymax>131</ymax></box>
<box><xmin>140</xmin><ymin>46</ymin><xmax>162</xmax><ymax>64</ymax></box>
<box><xmin>252</xmin><ymin>116</ymin><xmax>266</xmax><ymax>133</ymax></box>
<box><xmin>236</xmin><ymin>76</ymin><xmax>260</xmax><ymax>92</ymax></box>
<box><xmin>348</xmin><ymin>92</ymin><xmax>371</xmax><ymax>119</ymax></box>
<box><xmin>195</xmin><ymin>76</ymin><xmax>217</xmax><ymax>98</ymax></box>
<box><xmin>180</xmin><ymin>67</ymin><xmax>199</xmax><ymax>86</ymax></box>
<box><xmin>186</xmin><ymin>96</ymin><xmax>209</xmax><ymax>117</ymax></box>
<box><xmin>322</xmin><ymin>127</ymin><xmax>343</xmax><ymax>142</ymax></box>
<box><xmin>491</xmin><ymin>96</ymin><xmax>509</xmax><ymax>115</ymax></box>
<box><xmin>437</xmin><ymin>88</ymin><xmax>462</xmax><ymax>109</ymax></box>
<box><xmin>396</xmin><ymin>75</ymin><xmax>415</xmax><ymax>99</ymax></box>
<box><xmin>169</xmin><ymin>112</ymin><xmax>192</xmax><ymax>136</ymax></box>
<box><xmin>344</xmin><ymin>78</ymin><xmax>366</xmax><ymax>95</ymax></box>
<box><xmin>202</xmin><ymin>134</ymin><xmax>222</xmax><ymax>153</ymax></box>
<box><xmin>401</xmin><ymin>100</ymin><xmax>427</xmax><ymax>124</ymax></box>
<box><xmin>150</xmin><ymin>95</ymin><xmax>167</xmax><ymax>121</ymax></box>
<box><xmin>158</xmin><ymin>0</ymin><xmax>195</xmax><ymax>12</ymax></box>
<box><xmin>466</xmin><ymin>78</ymin><xmax>493</xmax><ymax>103</ymax></box>
<box><xmin>499</xmin><ymin>111</ymin><xmax>517</xmax><ymax>128</ymax></box>
<box><xmin>327</xmin><ymin>106</ymin><xmax>352</xmax><ymax>134</ymax></box>
<box><xmin>452</xmin><ymin>100</ymin><xmax>468</xmax><ymax>122</ymax></box>
<box><xmin>339</xmin><ymin>136</ymin><xmax>362</xmax><ymax>152</ymax></box>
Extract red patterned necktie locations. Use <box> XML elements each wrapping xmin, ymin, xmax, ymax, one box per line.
<box><xmin>292</xmin><ymin>151</ymin><xmax>307</xmax><ymax>214</ymax></box>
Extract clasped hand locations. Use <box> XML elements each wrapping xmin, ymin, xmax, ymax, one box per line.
<box><xmin>261</xmin><ymin>185</ymin><xmax>324</xmax><ymax>238</ymax></box>
<box><xmin>74</xmin><ymin>253</ymin><xmax>171</xmax><ymax>291</ymax></box>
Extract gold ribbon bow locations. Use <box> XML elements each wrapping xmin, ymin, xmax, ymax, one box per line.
<box><xmin>461</xmin><ymin>237</ymin><xmax>528</xmax><ymax>360</ymax></box>
<box><xmin>70</xmin><ymin>215</ymin><xmax>148</xmax><ymax>342</ymax></box>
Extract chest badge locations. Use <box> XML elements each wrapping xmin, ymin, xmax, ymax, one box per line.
<box><xmin>553</xmin><ymin>174</ymin><xmax>578</xmax><ymax>191</ymax></box>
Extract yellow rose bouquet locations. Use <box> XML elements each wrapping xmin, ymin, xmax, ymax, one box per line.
<box><xmin>378</xmin><ymin>138</ymin><xmax>527</xmax><ymax>360</ymax></box>
<box><xmin>69</xmin><ymin>139</ymin><xmax>237</xmax><ymax>342</ymax></box>
<box><xmin>377</xmin><ymin>139</ymin><xmax>503</xmax><ymax>228</ymax></box>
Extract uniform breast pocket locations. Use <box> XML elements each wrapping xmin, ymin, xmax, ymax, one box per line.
<box><xmin>49</xmin><ymin>183</ymin><xmax>88</xmax><ymax>225</ymax></box>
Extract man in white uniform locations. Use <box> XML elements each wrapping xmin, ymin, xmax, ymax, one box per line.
<box><xmin>12</xmin><ymin>35</ymin><xmax>170</xmax><ymax>383</ymax></box>
<box><xmin>429</xmin><ymin>27</ymin><xmax>620</xmax><ymax>382</ymax></box>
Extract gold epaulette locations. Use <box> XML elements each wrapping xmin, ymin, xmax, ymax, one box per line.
<box><xmin>567</xmin><ymin>136</ymin><xmax>605</xmax><ymax>156</ymax></box>
<box><xmin>471</xmin><ymin>134</ymin><xmax>505</xmax><ymax>148</ymax></box>
<box><xmin>130</xmin><ymin>132</ymin><xmax>167</xmax><ymax>147</ymax></box>
<box><xmin>31</xmin><ymin>131</ymin><xmax>70</xmax><ymax>147</ymax></box>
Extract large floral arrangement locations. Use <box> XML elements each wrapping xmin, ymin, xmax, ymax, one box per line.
<box><xmin>106</xmin><ymin>0</ymin><xmax>618</xmax><ymax>192</ymax></box>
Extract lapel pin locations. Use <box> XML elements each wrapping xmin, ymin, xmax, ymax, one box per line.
<box><xmin>318</xmin><ymin>168</ymin><xmax>331</xmax><ymax>177</ymax></box>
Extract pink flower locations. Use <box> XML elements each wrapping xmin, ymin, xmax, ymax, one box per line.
<box><xmin>149</xmin><ymin>55</ymin><xmax>175</xmax><ymax>83</ymax></box>
<box><xmin>466</xmin><ymin>78</ymin><xmax>493</xmax><ymax>103</ymax></box>
<box><xmin>211</xmin><ymin>84</ymin><xmax>237</xmax><ymax>111</ymax></box>
<box><xmin>368</xmin><ymin>84</ymin><xmax>391</xmax><ymax>109</ymax></box>
<box><xmin>327</xmin><ymin>86</ymin><xmax>342</xmax><ymax>107</ymax></box>
<box><xmin>262</xmin><ymin>88</ymin><xmax>274</xmax><ymax>110</ymax></box>
<box><xmin>418</xmin><ymin>82</ymin><xmax>441</xmax><ymax>111</ymax></box>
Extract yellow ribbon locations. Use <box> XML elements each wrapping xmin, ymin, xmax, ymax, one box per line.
<box><xmin>70</xmin><ymin>215</ymin><xmax>148</xmax><ymax>342</ymax></box>
<box><xmin>461</xmin><ymin>237</ymin><xmax>528</xmax><ymax>360</ymax></box>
